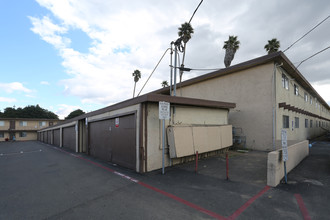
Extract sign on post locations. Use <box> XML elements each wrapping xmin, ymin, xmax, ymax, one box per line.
<box><xmin>281</xmin><ymin>129</ymin><xmax>288</xmax><ymax>184</ymax></box>
<box><xmin>159</xmin><ymin>101</ymin><xmax>170</xmax><ymax>175</ymax></box>
<box><xmin>159</xmin><ymin>101</ymin><xmax>170</xmax><ymax>120</ymax></box>
<box><xmin>281</xmin><ymin>129</ymin><xmax>288</xmax><ymax>161</ymax></box>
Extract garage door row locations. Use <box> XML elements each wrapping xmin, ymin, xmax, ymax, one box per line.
<box><xmin>38</xmin><ymin>114</ymin><xmax>136</xmax><ymax>170</ymax></box>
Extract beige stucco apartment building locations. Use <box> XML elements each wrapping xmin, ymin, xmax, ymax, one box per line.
<box><xmin>0</xmin><ymin>118</ymin><xmax>60</xmax><ymax>141</ymax></box>
<box><xmin>157</xmin><ymin>51</ymin><xmax>330</xmax><ymax>151</ymax></box>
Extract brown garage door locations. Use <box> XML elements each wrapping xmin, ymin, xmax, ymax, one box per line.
<box><xmin>47</xmin><ymin>131</ymin><xmax>52</xmax><ymax>144</ymax></box>
<box><xmin>63</xmin><ymin>126</ymin><xmax>76</xmax><ymax>152</ymax></box>
<box><xmin>89</xmin><ymin>114</ymin><xmax>136</xmax><ymax>170</ymax></box>
<box><xmin>43</xmin><ymin>132</ymin><xmax>47</xmax><ymax>143</ymax></box>
<box><xmin>53</xmin><ymin>129</ymin><xmax>60</xmax><ymax>147</ymax></box>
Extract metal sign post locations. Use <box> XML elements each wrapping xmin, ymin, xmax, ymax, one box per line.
<box><xmin>281</xmin><ymin>129</ymin><xmax>288</xmax><ymax>183</ymax></box>
<box><xmin>159</xmin><ymin>101</ymin><xmax>170</xmax><ymax>174</ymax></box>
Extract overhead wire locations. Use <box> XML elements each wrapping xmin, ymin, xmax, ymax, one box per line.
<box><xmin>296</xmin><ymin>45</ymin><xmax>330</xmax><ymax>69</ymax></box>
<box><xmin>137</xmin><ymin>1</ymin><xmax>204</xmax><ymax>96</ymax></box>
<box><xmin>283</xmin><ymin>15</ymin><xmax>330</xmax><ymax>52</ymax></box>
<box><xmin>137</xmin><ymin>48</ymin><xmax>171</xmax><ymax>97</ymax></box>
<box><xmin>189</xmin><ymin>0</ymin><xmax>204</xmax><ymax>24</ymax></box>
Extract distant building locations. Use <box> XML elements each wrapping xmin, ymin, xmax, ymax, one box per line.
<box><xmin>0</xmin><ymin>118</ymin><xmax>61</xmax><ymax>141</ymax></box>
<box><xmin>156</xmin><ymin>51</ymin><xmax>330</xmax><ymax>150</ymax></box>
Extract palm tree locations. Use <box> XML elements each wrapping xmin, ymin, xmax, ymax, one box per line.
<box><xmin>178</xmin><ymin>22</ymin><xmax>194</xmax><ymax>83</ymax></box>
<box><xmin>132</xmin><ymin>69</ymin><xmax>141</xmax><ymax>98</ymax></box>
<box><xmin>223</xmin><ymin>36</ymin><xmax>240</xmax><ymax>68</ymax></box>
<box><xmin>264</xmin><ymin>38</ymin><xmax>280</xmax><ymax>54</ymax></box>
<box><xmin>161</xmin><ymin>80</ymin><xmax>169</xmax><ymax>88</ymax></box>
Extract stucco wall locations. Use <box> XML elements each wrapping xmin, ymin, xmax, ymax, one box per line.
<box><xmin>267</xmin><ymin>140</ymin><xmax>309</xmax><ymax>187</ymax></box>
<box><xmin>146</xmin><ymin>103</ymin><xmax>229</xmax><ymax>171</ymax></box>
<box><xmin>178</xmin><ymin>63</ymin><xmax>274</xmax><ymax>150</ymax></box>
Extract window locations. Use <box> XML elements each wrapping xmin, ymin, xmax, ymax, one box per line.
<box><xmin>0</xmin><ymin>131</ymin><xmax>4</xmax><ymax>138</ymax></box>
<box><xmin>0</xmin><ymin>121</ymin><xmax>4</xmax><ymax>126</ymax></box>
<box><xmin>19</xmin><ymin>121</ymin><xmax>27</xmax><ymax>127</ymax></box>
<box><xmin>319</xmin><ymin>121</ymin><xmax>321</xmax><ymax>127</ymax></box>
<box><xmin>305</xmin><ymin>119</ymin><xmax>308</xmax><ymax>128</ymax></box>
<box><xmin>310</xmin><ymin>96</ymin><xmax>313</xmax><ymax>104</ymax></box>
<box><xmin>304</xmin><ymin>93</ymin><xmax>308</xmax><ymax>102</ymax></box>
<box><xmin>316</xmin><ymin>120</ymin><xmax>318</xmax><ymax>127</ymax></box>
<box><xmin>39</xmin><ymin>121</ymin><xmax>46</xmax><ymax>127</ymax></box>
<box><xmin>310</xmin><ymin>120</ymin><xmax>313</xmax><ymax>128</ymax></box>
<box><xmin>19</xmin><ymin>132</ymin><xmax>27</xmax><ymax>137</ymax></box>
<box><xmin>295</xmin><ymin>117</ymin><xmax>299</xmax><ymax>128</ymax></box>
<box><xmin>283</xmin><ymin>115</ymin><xmax>289</xmax><ymax>128</ymax></box>
<box><xmin>282</xmin><ymin>74</ymin><xmax>289</xmax><ymax>89</ymax></box>
<box><xmin>294</xmin><ymin>84</ymin><xmax>299</xmax><ymax>95</ymax></box>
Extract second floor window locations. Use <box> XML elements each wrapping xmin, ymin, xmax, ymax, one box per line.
<box><xmin>304</xmin><ymin>93</ymin><xmax>308</xmax><ymax>102</ymax></box>
<box><xmin>0</xmin><ymin>121</ymin><xmax>4</xmax><ymax>126</ymax></box>
<box><xmin>282</xmin><ymin>74</ymin><xmax>289</xmax><ymax>90</ymax></box>
<box><xmin>39</xmin><ymin>121</ymin><xmax>46</xmax><ymax>127</ymax></box>
<box><xmin>294</xmin><ymin>84</ymin><xmax>299</xmax><ymax>96</ymax></box>
<box><xmin>19</xmin><ymin>121</ymin><xmax>27</xmax><ymax>127</ymax></box>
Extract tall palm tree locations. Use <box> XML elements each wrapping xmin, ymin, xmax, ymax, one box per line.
<box><xmin>161</xmin><ymin>80</ymin><xmax>169</xmax><ymax>88</ymax></box>
<box><xmin>132</xmin><ymin>69</ymin><xmax>141</xmax><ymax>98</ymax></box>
<box><xmin>223</xmin><ymin>35</ymin><xmax>240</xmax><ymax>68</ymax></box>
<box><xmin>264</xmin><ymin>38</ymin><xmax>280</xmax><ymax>54</ymax></box>
<box><xmin>178</xmin><ymin>22</ymin><xmax>194</xmax><ymax>83</ymax></box>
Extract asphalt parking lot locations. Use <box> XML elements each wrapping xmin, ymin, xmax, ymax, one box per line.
<box><xmin>0</xmin><ymin>137</ymin><xmax>329</xmax><ymax>219</ymax></box>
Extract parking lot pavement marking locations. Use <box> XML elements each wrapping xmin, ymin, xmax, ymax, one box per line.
<box><xmin>0</xmin><ymin>149</ymin><xmax>42</xmax><ymax>156</ymax></box>
<box><xmin>228</xmin><ymin>185</ymin><xmax>270</xmax><ymax>220</ymax></box>
<box><xmin>51</xmin><ymin>146</ymin><xmax>226</xmax><ymax>219</ymax></box>
<box><xmin>294</xmin><ymin>194</ymin><xmax>311</xmax><ymax>220</ymax></box>
<box><xmin>50</xmin><ymin>145</ymin><xmax>274</xmax><ymax>220</ymax></box>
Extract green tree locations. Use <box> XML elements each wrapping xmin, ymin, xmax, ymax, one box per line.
<box><xmin>161</xmin><ymin>80</ymin><xmax>169</xmax><ymax>88</ymax></box>
<box><xmin>65</xmin><ymin>109</ymin><xmax>85</xmax><ymax>120</ymax></box>
<box><xmin>132</xmin><ymin>69</ymin><xmax>141</xmax><ymax>98</ymax></box>
<box><xmin>264</xmin><ymin>38</ymin><xmax>280</xmax><ymax>54</ymax></box>
<box><xmin>0</xmin><ymin>105</ymin><xmax>58</xmax><ymax>119</ymax></box>
<box><xmin>223</xmin><ymin>35</ymin><xmax>240</xmax><ymax>68</ymax></box>
<box><xmin>178</xmin><ymin>22</ymin><xmax>194</xmax><ymax>83</ymax></box>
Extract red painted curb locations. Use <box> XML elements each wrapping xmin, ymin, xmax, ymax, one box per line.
<box><xmin>294</xmin><ymin>194</ymin><xmax>311</xmax><ymax>220</ymax></box>
<box><xmin>228</xmin><ymin>186</ymin><xmax>270</xmax><ymax>220</ymax></box>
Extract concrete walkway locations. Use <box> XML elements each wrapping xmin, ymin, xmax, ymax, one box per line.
<box><xmin>0</xmin><ymin>137</ymin><xmax>329</xmax><ymax>219</ymax></box>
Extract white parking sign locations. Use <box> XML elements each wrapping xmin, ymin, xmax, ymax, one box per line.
<box><xmin>159</xmin><ymin>101</ymin><xmax>170</xmax><ymax>120</ymax></box>
<box><xmin>281</xmin><ymin>129</ymin><xmax>288</xmax><ymax>161</ymax></box>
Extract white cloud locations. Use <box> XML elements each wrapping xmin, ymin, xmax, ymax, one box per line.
<box><xmin>0</xmin><ymin>82</ymin><xmax>32</xmax><ymax>94</ymax></box>
<box><xmin>312</xmin><ymin>82</ymin><xmax>330</xmax><ymax>105</ymax></box>
<box><xmin>55</xmin><ymin>104</ymin><xmax>82</xmax><ymax>119</ymax></box>
<box><xmin>0</xmin><ymin>97</ymin><xmax>17</xmax><ymax>103</ymax></box>
<box><xmin>29</xmin><ymin>0</ymin><xmax>330</xmax><ymax>107</ymax></box>
<box><xmin>40</xmin><ymin>81</ymin><xmax>50</xmax><ymax>85</ymax></box>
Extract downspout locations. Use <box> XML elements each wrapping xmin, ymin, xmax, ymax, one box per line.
<box><xmin>272</xmin><ymin>63</ymin><xmax>276</xmax><ymax>151</ymax></box>
<box><xmin>273</xmin><ymin>62</ymin><xmax>283</xmax><ymax>150</ymax></box>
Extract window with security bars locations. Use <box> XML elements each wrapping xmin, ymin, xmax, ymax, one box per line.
<box><xmin>295</xmin><ymin>117</ymin><xmax>299</xmax><ymax>128</ymax></box>
<box><xmin>283</xmin><ymin>115</ymin><xmax>289</xmax><ymax>128</ymax></box>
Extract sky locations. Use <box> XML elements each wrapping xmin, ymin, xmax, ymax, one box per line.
<box><xmin>1</xmin><ymin>0</ymin><xmax>330</xmax><ymax>119</ymax></box>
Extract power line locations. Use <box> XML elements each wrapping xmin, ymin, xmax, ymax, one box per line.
<box><xmin>170</xmin><ymin>65</ymin><xmax>222</xmax><ymax>72</ymax></box>
<box><xmin>283</xmin><ymin>15</ymin><xmax>330</xmax><ymax>52</ymax></box>
<box><xmin>137</xmin><ymin>48</ymin><xmax>171</xmax><ymax>97</ymax></box>
<box><xmin>138</xmin><ymin>1</ymin><xmax>204</xmax><ymax>96</ymax></box>
<box><xmin>296</xmin><ymin>45</ymin><xmax>330</xmax><ymax>69</ymax></box>
<box><xmin>189</xmin><ymin>0</ymin><xmax>204</xmax><ymax>24</ymax></box>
